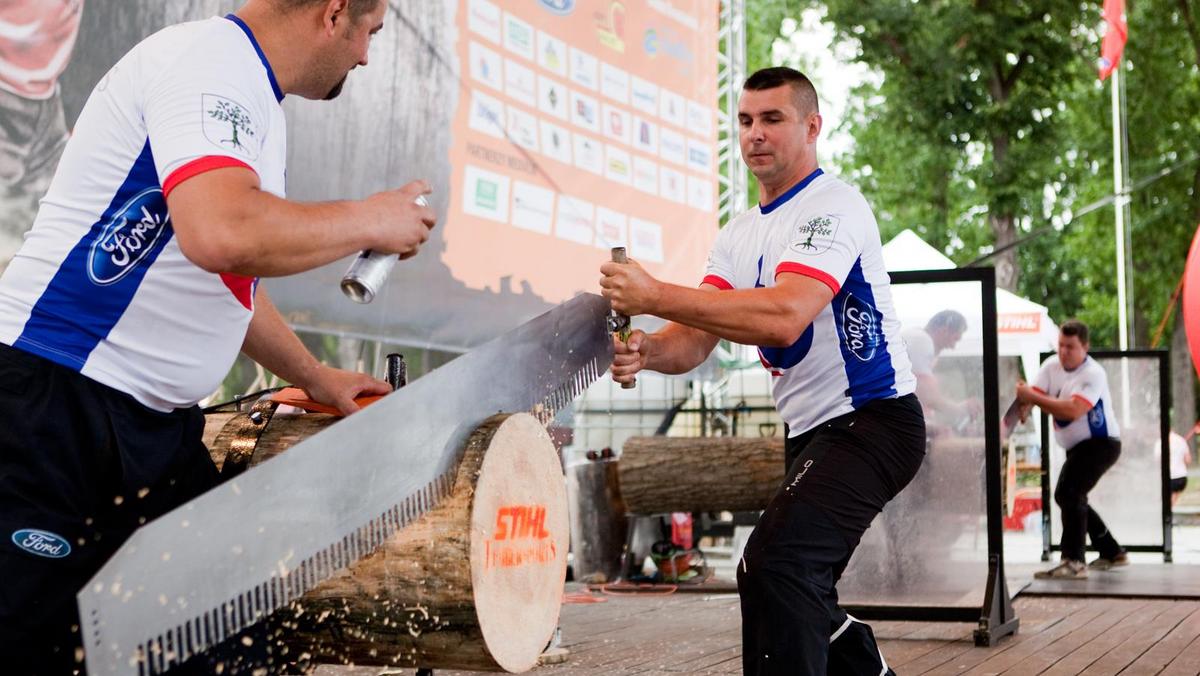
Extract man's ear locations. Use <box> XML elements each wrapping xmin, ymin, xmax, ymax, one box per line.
<box><xmin>807</xmin><ymin>113</ymin><xmax>823</xmax><ymax>142</ymax></box>
<box><xmin>323</xmin><ymin>0</ymin><xmax>350</xmax><ymax>33</ymax></box>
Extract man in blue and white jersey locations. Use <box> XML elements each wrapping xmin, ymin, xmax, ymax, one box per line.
<box><xmin>1018</xmin><ymin>320</ymin><xmax>1126</xmax><ymax>579</ymax></box>
<box><xmin>600</xmin><ymin>66</ymin><xmax>924</xmax><ymax>676</ymax></box>
<box><xmin>0</xmin><ymin>0</ymin><xmax>437</xmax><ymax>671</ymax></box>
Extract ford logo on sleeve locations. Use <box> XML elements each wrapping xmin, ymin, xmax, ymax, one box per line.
<box><xmin>12</xmin><ymin>529</ymin><xmax>71</xmax><ymax>559</ymax></box>
<box><xmin>87</xmin><ymin>187</ymin><xmax>170</xmax><ymax>286</ymax></box>
<box><xmin>1087</xmin><ymin>401</ymin><xmax>1107</xmax><ymax>432</ymax></box>
<box><xmin>842</xmin><ymin>293</ymin><xmax>880</xmax><ymax>362</ymax></box>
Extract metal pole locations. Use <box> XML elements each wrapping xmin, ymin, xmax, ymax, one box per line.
<box><xmin>1111</xmin><ymin>66</ymin><xmax>1134</xmax><ymax>427</ymax></box>
<box><xmin>717</xmin><ymin>0</ymin><xmax>747</xmax><ymax>224</ymax></box>
<box><xmin>1111</xmin><ymin>66</ymin><xmax>1131</xmax><ymax>351</ymax></box>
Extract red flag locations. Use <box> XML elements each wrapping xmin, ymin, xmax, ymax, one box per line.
<box><xmin>1182</xmin><ymin>223</ymin><xmax>1200</xmax><ymax>380</ymax></box>
<box><xmin>1099</xmin><ymin>0</ymin><xmax>1127</xmax><ymax>80</ymax></box>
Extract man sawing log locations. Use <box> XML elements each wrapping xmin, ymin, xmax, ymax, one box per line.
<box><xmin>0</xmin><ymin>0</ymin><xmax>437</xmax><ymax>672</ymax></box>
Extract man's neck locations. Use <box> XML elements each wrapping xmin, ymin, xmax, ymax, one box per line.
<box><xmin>232</xmin><ymin>2</ymin><xmax>309</xmax><ymax>96</ymax></box>
<box><xmin>758</xmin><ymin>160</ymin><xmax>820</xmax><ymax>206</ymax></box>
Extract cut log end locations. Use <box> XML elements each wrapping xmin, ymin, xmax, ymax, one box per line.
<box><xmin>203</xmin><ymin>410</ymin><xmax>568</xmax><ymax>673</ymax></box>
<box><xmin>470</xmin><ymin>413</ymin><xmax>570</xmax><ymax>672</ymax></box>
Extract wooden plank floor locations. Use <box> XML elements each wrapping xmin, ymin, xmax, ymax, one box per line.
<box><xmin>1010</xmin><ymin>564</ymin><xmax>1200</xmax><ymax>599</ymax></box>
<box><xmin>314</xmin><ymin>589</ymin><xmax>1200</xmax><ymax>675</ymax></box>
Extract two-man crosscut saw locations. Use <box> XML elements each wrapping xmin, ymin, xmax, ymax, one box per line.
<box><xmin>80</xmin><ymin>292</ymin><xmax>613</xmax><ymax>674</ymax></box>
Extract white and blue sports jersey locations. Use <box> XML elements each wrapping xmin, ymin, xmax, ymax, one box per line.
<box><xmin>0</xmin><ymin>15</ymin><xmax>287</xmax><ymax>411</ymax></box>
<box><xmin>703</xmin><ymin>169</ymin><xmax>916</xmax><ymax>436</ymax></box>
<box><xmin>1034</xmin><ymin>355</ymin><xmax>1121</xmax><ymax>449</ymax></box>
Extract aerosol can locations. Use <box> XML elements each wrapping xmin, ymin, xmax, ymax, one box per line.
<box><xmin>340</xmin><ymin>193</ymin><xmax>430</xmax><ymax>303</ymax></box>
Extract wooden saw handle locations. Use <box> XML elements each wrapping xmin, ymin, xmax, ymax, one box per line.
<box><xmin>611</xmin><ymin>247</ymin><xmax>636</xmax><ymax>390</ymax></box>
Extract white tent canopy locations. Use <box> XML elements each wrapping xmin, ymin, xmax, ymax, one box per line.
<box><xmin>883</xmin><ymin>229</ymin><xmax>1057</xmax><ymax>375</ymax></box>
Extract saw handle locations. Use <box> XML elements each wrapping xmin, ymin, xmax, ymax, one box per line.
<box><xmin>610</xmin><ymin>247</ymin><xmax>636</xmax><ymax>390</ymax></box>
<box><xmin>385</xmin><ymin>353</ymin><xmax>408</xmax><ymax>390</ymax></box>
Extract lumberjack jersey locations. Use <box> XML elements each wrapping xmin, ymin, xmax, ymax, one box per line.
<box><xmin>0</xmin><ymin>15</ymin><xmax>287</xmax><ymax>411</ymax></box>
<box><xmin>900</xmin><ymin>327</ymin><xmax>936</xmax><ymax>377</ymax></box>
<box><xmin>1034</xmin><ymin>355</ymin><xmax>1121</xmax><ymax>449</ymax></box>
<box><xmin>0</xmin><ymin>0</ymin><xmax>83</xmax><ymax>99</ymax></box>
<box><xmin>703</xmin><ymin>169</ymin><xmax>916</xmax><ymax>436</ymax></box>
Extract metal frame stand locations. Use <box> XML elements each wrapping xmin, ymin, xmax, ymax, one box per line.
<box><xmin>1039</xmin><ymin>349</ymin><xmax>1172</xmax><ymax>562</ymax></box>
<box><xmin>846</xmin><ymin>268</ymin><xmax>1019</xmax><ymax>647</ymax></box>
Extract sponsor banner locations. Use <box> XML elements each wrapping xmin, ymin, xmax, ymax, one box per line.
<box><xmin>443</xmin><ymin>0</ymin><xmax>719</xmax><ymax>306</ymax></box>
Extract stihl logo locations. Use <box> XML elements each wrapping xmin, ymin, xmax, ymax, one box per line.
<box><xmin>486</xmin><ymin>504</ymin><xmax>557</xmax><ymax>570</ymax></box>
<box><xmin>493</xmin><ymin>505</ymin><xmax>551</xmax><ymax>541</ymax></box>
<box><xmin>998</xmin><ymin>312</ymin><xmax>1041</xmax><ymax>333</ymax></box>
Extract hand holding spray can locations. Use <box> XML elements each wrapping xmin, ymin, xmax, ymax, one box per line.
<box><xmin>341</xmin><ymin>194</ymin><xmax>430</xmax><ymax>304</ymax></box>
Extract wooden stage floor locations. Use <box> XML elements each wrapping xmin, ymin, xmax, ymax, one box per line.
<box><xmin>315</xmin><ymin>574</ymin><xmax>1200</xmax><ymax>676</ymax></box>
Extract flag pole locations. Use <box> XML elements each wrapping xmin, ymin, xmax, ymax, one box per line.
<box><xmin>1102</xmin><ymin>0</ymin><xmax>1134</xmax><ymax>426</ymax></box>
<box><xmin>1111</xmin><ymin>64</ymin><xmax>1133</xmax><ymax>351</ymax></box>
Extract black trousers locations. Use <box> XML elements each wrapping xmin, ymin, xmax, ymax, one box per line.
<box><xmin>739</xmin><ymin>395</ymin><xmax>926</xmax><ymax>676</ymax></box>
<box><xmin>1055</xmin><ymin>437</ymin><xmax>1123</xmax><ymax>562</ymax></box>
<box><xmin>0</xmin><ymin>343</ymin><xmax>278</xmax><ymax>675</ymax></box>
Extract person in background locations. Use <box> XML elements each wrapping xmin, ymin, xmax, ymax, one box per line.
<box><xmin>901</xmin><ymin>309</ymin><xmax>980</xmax><ymax>429</ymax></box>
<box><xmin>1166</xmin><ymin>429</ymin><xmax>1192</xmax><ymax>507</ymax></box>
<box><xmin>1018</xmin><ymin>320</ymin><xmax>1126</xmax><ymax>579</ymax></box>
<box><xmin>0</xmin><ymin>1</ymin><xmax>437</xmax><ymax>672</ymax></box>
<box><xmin>0</xmin><ymin>0</ymin><xmax>84</xmax><ymax>268</ymax></box>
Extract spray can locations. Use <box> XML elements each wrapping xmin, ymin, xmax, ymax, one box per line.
<box><xmin>340</xmin><ymin>193</ymin><xmax>429</xmax><ymax>304</ymax></box>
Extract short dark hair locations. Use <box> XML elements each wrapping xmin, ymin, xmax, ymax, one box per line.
<box><xmin>926</xmin><ymin>309</ymin><xmax>967</xmax><ymax>334</ymax></box>
<box><xmin>743</xmin><ymin>67</ymin><xmax>820</xmax><ymax>116</ymax></box>
<box><xmin>1061</xmin><ymin>319</ymin><xmax>1090</xmax><ymax>345</ymax></box>
<box><xmin>277</xmin><ymin>0</ymin><xmax>380</xmax><ymax>19</ymax></box>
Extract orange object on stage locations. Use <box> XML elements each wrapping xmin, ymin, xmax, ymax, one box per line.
<box><xmin>269</xmin><ymin>387</ymin><xmax>385</xmax><ymax>416</ymax></box>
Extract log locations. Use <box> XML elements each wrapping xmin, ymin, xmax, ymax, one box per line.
<box><xmin>617</xmin><ymin>436</ymin><xmax>785</xmax><ymax>514</ymax></box>
<box><xmin>566</xmin><ymin>457</ymin><xmax>626</xmax><ymax>582</ymax></box>
<box><xmin>203</xmin><ymin>409</ymin><xmax>569</xmax><ymax>672</ymax></box>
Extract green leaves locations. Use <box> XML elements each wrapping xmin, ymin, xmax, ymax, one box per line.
<box><xmin>814</xmin><ymin>0</ymin><xmax>1200</xmax><ymax>347</ymax></box>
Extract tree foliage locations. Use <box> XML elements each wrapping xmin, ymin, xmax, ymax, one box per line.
<box><xmin>808</xmin><ymin>0</ymin><xmax>1200</xmax><ymax>355</ymax></box>
<box><xmin>817</xmin><ymin>0</ymin><xmax>1093</xmax><ymax>294</ymax></box>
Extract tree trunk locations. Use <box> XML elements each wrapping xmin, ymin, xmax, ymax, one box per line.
<box><xmin>617</xmin><ymin>436</ymin><xmax>785</xmax><ymax>514</ymax></box>
<box><xmin>989</xmin><ymin>212</ymin><xmax>1019</xmax><ymax>292</ymax></box>
<box><xmin>203</xmin><ymin>410</ymin><xmax>569</xmax><ymax>673</ymax></box>
<box><xmin>985</xmin><ymin>66</ymin><xmax>1018</xmax><ymax>292</ymax></box>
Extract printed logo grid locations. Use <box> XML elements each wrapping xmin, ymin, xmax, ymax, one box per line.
<box><xmin>462</xmin><ymin>0</ymin><xmax>715</xmax><ymax>263</ymax></box>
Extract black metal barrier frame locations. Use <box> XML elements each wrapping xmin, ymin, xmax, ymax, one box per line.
<box><xmin>843</xmin><ymin>268</ymin><xmax>1018</xmax><ymax>647</ymax></box>
<box><xmin>1039</xmin><ymin>349</ymin><xmax>1172</xmax><ymax>562</ymax></box>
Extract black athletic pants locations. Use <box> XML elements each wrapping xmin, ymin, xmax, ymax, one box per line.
<box><xmin>738</xmin><ymin>394</ymin><xmax>926</xmax><ymax>676</ymax></box>
<box><xmin>0</xmin><ymin>343</ymin><xmax>277</xmax><ymax>674</ymax></box>
<box><xmin>1056</xmin><ymin>437</ymin><xmax>1123</xmax><ymax>562</ymax></box>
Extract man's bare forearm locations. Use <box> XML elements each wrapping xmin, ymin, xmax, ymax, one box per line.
<box><xmin>642</xmin><ymin>321</ymin><xmax>721</xmax><ymax>375</ymax></box>
<box><xmin>168</xmin><ymin>169</ymin><xmax>433</xmax><ymax>278</ymax></box>
<box><xmin>1028</xmin><ymin>389</ymin><xmax>1088</xmax><ymax>421</ymax></box>
<box><xmin>240</xmin><ymin>288</ymin><xmax>322</xmax><ymax>389</ymax></box>
<box><xmin>182</xmin><ymin>187</ymin><xmax>370</xmax><ymax>277</ymax></box>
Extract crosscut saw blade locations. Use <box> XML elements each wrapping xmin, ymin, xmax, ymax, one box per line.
<box><xmin>79</xmin><ymin>292</ymin><xmax>613</xmax><ymax>675</ymax></box>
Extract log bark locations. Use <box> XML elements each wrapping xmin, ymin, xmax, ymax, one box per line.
<box><xmin>617</xmin><ymin>436</ymin><xmax>785</xmax><ymax>514</ymax></box>
<box><xmin>204</xmin><ymin>410</ymin><xmax>569</xmax><ymax>672</ymax></box>
<box><xmin>566</xmin><ymin>458</ymin><xmax>626</xmax><ymax>582</ymax></box>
